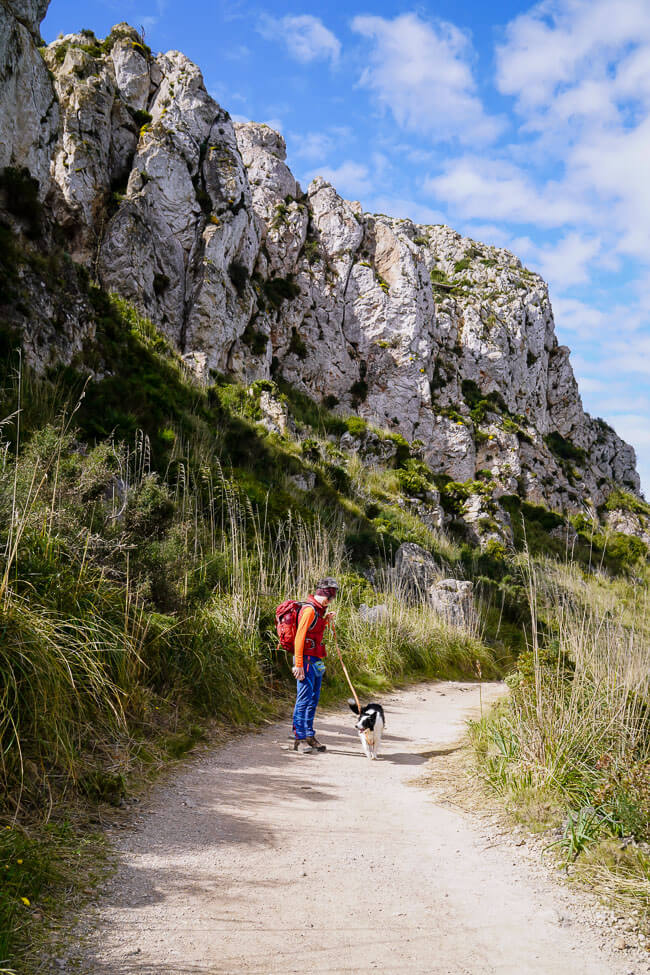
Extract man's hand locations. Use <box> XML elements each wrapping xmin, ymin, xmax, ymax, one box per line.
<box><xmin>292</xmin><ymin>665</ymin><xmax>305</xmax><ymax>681</ymax></box>
<box><xmin>325</xmin><ymin>610</ymin><xmax>336</xmax><ymax>622</ymax></box>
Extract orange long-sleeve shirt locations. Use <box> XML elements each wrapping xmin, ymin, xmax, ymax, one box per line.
<box><xmin>294</xmin><ymin>604</ymin><xmax>329</xmax><ymax>667</ymax></box>
<box><xmin>294</xmin><ymin>605</ymin><xmax>315</xmax><ymax>669</ymax></box>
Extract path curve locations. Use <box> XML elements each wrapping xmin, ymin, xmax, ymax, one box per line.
<box><xmin>73</xmin><ymin>682</ymin><xmax>648</xmax><ymax>974</ymax></box>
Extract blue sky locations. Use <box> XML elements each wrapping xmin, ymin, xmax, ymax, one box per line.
<box><xmin>43</xmin><ymin>0</ymin><xmax>650</xmax><ymax>496</ymax></box>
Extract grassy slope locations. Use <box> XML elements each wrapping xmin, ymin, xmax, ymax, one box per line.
<box><xmin>469</xmin><ymin>556</ymin><xmax>650</xmax><ymax>928</ymax></box>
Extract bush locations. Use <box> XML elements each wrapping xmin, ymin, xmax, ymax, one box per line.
<box><xmin>0</xmin><ymin>167</ymin><xmax>42</xmax><ymax>238</ymax></box>
<box><xmin>544</xmin><ymin>431</ymin><xmax>587</xmax><ymax>465</ymax></box>
<box><xmin>263</xmin><ymin>275</ymin><xmax>301</xmax><ymax>309</ymax></box>
<box><xmin>228</xmin><ymin>260</ymin><xmax>249</xmax><ymax>296</ymax></box>
<box><xmin>288</xmin><ymin>327</ymin><xmax>308</xmax><ymax>359</ymax></box>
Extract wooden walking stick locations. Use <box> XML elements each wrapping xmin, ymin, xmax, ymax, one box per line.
<box><xmin>330</xmin><ymin>620</ymin><xmax>361</xmax><ymax>714</ymax></box>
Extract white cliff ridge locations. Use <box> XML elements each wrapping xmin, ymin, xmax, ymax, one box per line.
<box><xmin>0</xmin><ymin>12</ymin><xmax>641</xmax><ymax>517</ymax></box>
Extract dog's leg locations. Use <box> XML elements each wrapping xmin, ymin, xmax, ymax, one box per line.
<box><xmin>360</xmin><ymin>733</ymin><xmax>372</xmax><ymax>760</ymax></box>
<box><xmin>374</xmin><ymin>723</ymin><xmax>383</xmax><ymax>759</ymax></box>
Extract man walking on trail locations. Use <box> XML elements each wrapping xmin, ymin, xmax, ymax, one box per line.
<box><xmin>292</xmin><ymin>578</ymin><xmax>338</xmax><ymax>753</ymax></box>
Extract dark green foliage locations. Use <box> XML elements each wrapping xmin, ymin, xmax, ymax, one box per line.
<box><xmin>124</xmin><ymin>474</ymin><xmax>174</xmax><ymax>537</ymax></box>
<box><xmin>288</xmin><ymin>326</ymin><xmax>308</xmax><ymax>359</ymax></box>
<box><xmin>324</xmin><ymin>463</ymin><xmax>351</xmax><ymax>493</ymax></box>
<box><xmin>396</xmin><ymin>458</ymin><xmax>435</xmax><ymax>498</ymax></box>
<box><xmin>544</xmin><ymin>431</ymin><xmax>587</xmax><ymax>465</ymax></box>
<box><xmin>300</xmin><ymin>437</ymin><xmax>320</xmax><ymax>461</ymax></box>
<box><xmin>263</xmin><ymin>275</ymin><xmax>301</xmax><ymax>309</ymax></box>
<box><xmin>241</xmin><ymin>321</ymin><xmax>268</xmax><ymax>355</ymax></box>
<box><xmin>602</xmin><ymin>532</ymin><xmax>648</xmax><ymax>571</ymax></box>
<box><xmin>453</xmin><ymin>257</ymin><xmax>471</xmax><ymax>273</ymax></box>
<box><xmin>350</xmin><ymin>378</ymin><xmax>368</xmax><ymax>405</ymax></box>
<box><xmin>429</xmin><ymin>267</ymin><xmax>454</xmax><ymax>291</ymax></box>
<box><xmin>228</xmin><ymin>260</ymin><xmax>249</xmax><ymax>296</ymax></box>
<box><xmin>303</xmin><ymin>238</ymin><xmax>320</xmax><ymax>264</ymax></box>
<box><xmin>461</xmin><ymin>378</ymin><xmax>507</xmax><ymax>420</ymax></box>
<box><xmin>461</xmin><ymin>379</ymin><xmax>531</xmax><ymax>439</ymax></box>
<box><xmin>194</xmin><ymin>185</ymin><xmax>212</xmax><ymax>215</ymax></box>
<box><xmin>128</xmin><ymin>107</ymin><xmax>152</xmax><ymax>129</ymax></box>
<box><xmin>500</xmin><ymin>495</ymin><xmax>648</xmax><ymax>576</ymax></box>
<box><xmin>386</xmin><ymin>431</ymin><xmax>411</xmax><ymax>467</ymax></box>
<box><xmin>153</xmin><ymin>272</ymin><xmax>169</xmax><ymax>296</ymax></box>
<box><xmin>0</xmin><ymin>167</ymin><xmax>42</xmax><ymax>238</ymax></box>
<box><xmin>80</xmin><ymin>770</ymin><xmax>126</xmax><ymax>805</ymax></box>
<box><xmin>276</xmin><ymin>381</ymin><xmax>347</xmax><ymax>436</ymax></box>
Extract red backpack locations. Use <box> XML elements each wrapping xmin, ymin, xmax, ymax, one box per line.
<box><xmin>275</xmin><ymin>599</ymin><xmax>315</xmax><ymax>652</ymax></box>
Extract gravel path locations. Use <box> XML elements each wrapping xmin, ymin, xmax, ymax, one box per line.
<box><xmin>69</xmin><ymin>682</ymin><xmax>649</xmax><ymax>975</ymax></box>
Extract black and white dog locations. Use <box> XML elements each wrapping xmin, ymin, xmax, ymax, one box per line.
<box><xmin>348</xmin><ymin>700</ymin><xmax>385</xmax><ymax>760</ymax></box>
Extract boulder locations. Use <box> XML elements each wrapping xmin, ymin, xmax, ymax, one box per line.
<box><xmin>259</xmin><ymin>390</ymin><xmax>288</xmax><ymax>435</ymax></box>
<box><xmin>358</xmin><ymin>603</ymin><xmax>388</xmax><ymax>623</ymax></box>
<box><xmin>428</xmin><ymin>579</ymin><xmax>474</xmax><ymax>626</ymax></box>
<box><xmin>393</xmin><ymin>542</ymin><xmax>438</xmax><ymax>594</ymax></box>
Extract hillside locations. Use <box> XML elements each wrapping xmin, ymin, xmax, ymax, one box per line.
<box><xmin>1</xmin><ymin>4</ymin><xmax>649</xmax><ymax>969</ymax></box>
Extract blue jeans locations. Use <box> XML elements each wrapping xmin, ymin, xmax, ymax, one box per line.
<box><xmin>292</xmin><ymin>656</ymin><xmax>325</xmax><ymax>739</ymax></box>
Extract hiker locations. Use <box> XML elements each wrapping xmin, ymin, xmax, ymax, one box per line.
<box><xmin>291</xmin><ymin>578</ymin><xmax>338</xmax><ymax>753</ymax></box>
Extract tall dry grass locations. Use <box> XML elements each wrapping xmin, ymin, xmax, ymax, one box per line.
<box><xmin>471</xmin><ymin>550</ymin><xmax>650</xmax><ymax>916</ymax></box>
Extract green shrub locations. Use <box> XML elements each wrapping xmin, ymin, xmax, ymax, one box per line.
<box><xmin>350</xmin><ymin>378</ymin><xmax>368</xmax><ymax>404</ymax></box>
<box><xmin>0</xmin><ymin>167</ymin><xmax>42</xmax><ymax>239</ymax></box>
<box><xmin>544</xmin><ymin>431</ymin><xmax>587</xmax><ymax>465</ymax></box>
<box><xmin>241</xmin><ymin>322</ymin><xmax>269</xmax><ymax>355</ymax></box>
<box><xmin>603</xmin><ymin>488</ymin><xmax>650</xmax><ymax>518</ymax></box>
<box><xmin>303</xmin><ymin>238</ymin><xmax>320</xmax><ymax>265</ymax></box>
<box><xmin>228</xmin><ymin>260</ymin><xmax>249</xmax><ymax>296</ymax></box>
<box><xmin>345</xmin><ymin>416</ymin><xmax>368</xmax><ymax>437</ymax></box>
<box><xmin>288</xmin><ymin>327</ymin><xmax>308</xmax><ymax>359</ymax></box>
<box><xmin>263</xmin><ymin>275</ymin><xmax>300</xmax><ymax>309</ymax></box>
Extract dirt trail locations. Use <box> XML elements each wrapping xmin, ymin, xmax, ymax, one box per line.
<box><xmin>71</xmin><ymin>682</ymin><xmax>648</xmax><ymax>975</ymax></box>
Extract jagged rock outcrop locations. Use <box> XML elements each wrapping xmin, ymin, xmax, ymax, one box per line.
<box><xmin>0</xmin><ymin>0</ymin><xmax>58</xmax><ymax>191</ymax></box>
<box><xmin>0</xmin><ymin>9</ymin><xmax>642</xmax><ymax>527</ymax></box>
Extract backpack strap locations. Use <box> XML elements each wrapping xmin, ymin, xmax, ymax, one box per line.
<box><xmin>301</xmin><ymin>598</ymin><xmax>323</xmax><ymax>631</ymax></box>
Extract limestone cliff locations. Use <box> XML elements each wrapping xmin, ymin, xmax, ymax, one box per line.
<box><xmin>0</xmin><ymin>9</ymin><xmax>642</xmax><ymax>531</ymax></box>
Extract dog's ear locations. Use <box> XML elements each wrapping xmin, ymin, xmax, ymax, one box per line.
<box><xmin>348</xmin><ymin>698</ymin><xmax>360</xmax><ymax>715</ymax></box>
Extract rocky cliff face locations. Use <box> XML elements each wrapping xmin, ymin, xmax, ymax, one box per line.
<box><xmin>0</xmin><ymin>9</ymin><xmax>642</xmax><ymax>524</ymax></box>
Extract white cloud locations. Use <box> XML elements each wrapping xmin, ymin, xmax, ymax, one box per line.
<box><xmin>496</xmin><ymin>0</ymin><xmax>650</xmax><ymax>112</ymax></box>
<box><xmin>534</xmin><ymin>233</ymin><xmax>602</xmax><ymax>290</ymax></box>
<box><xmin>553</xmin><ymin>297</ymin><xmax>608</xmax><ymax>339</ymax></box>
<box><xmin>460</xmin><ymin>223</ymin><xmax>512</xmax><ymax>247</ymax></box>
<box><xmin>425</xmin><ymin>157</ymin><xmax>589</xmax><ymax>227</ymax></box>
<box><xmin>289</xmin><ymin>127</ymin><xmax>353</xmax><ymax>164</ymax></box>
<box><xmin>312</xmin><ymin>160</ymin><xmax>371</xmax><ymax>198</ymax></box>
<box><xmin>351</xmin><ymin>13</ymin><xmax>503</xmax><ymax>145</ymax></box>
<box><xmin>258</xmin><ymin>14</ymin><xmax>341</xmax><ymax>64</ymax></box>
<box><xmin>366</xmin><ymin>196</ymin><xmax>446</xmax><ymax>225</ymax></box>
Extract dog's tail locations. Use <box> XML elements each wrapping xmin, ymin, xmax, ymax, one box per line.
<box><xmin>348</xmin><ymin>698</ymin><xmax>360</xmax><ymax>715</ymax></box>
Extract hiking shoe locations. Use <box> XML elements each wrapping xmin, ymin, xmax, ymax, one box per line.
<box><xmin>293</xmin><ymin>739</ymin><xmax>313</xmax><ymax>753</ymax></box>
<box><xmin>306</xmin><ymin>736</ymin><xmax>327</xmax><ymax>752</ymax></box>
